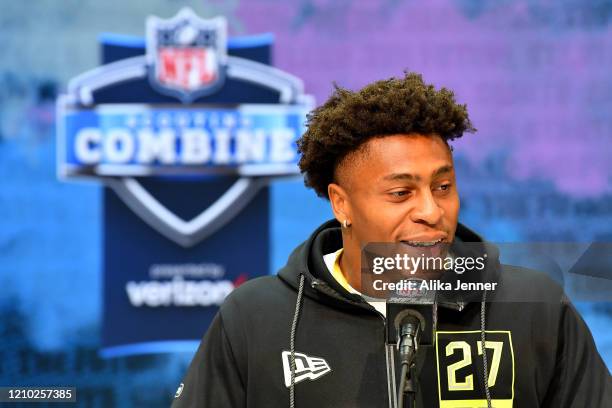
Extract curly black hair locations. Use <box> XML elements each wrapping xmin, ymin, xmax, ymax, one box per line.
<box><xmin>297</xmin><ymin>72</ymin><xmax>476</xmax><ymax>198</ymax></box>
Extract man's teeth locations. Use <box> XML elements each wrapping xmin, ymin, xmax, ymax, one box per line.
<box><xmin>403</xmin><ymin>238</ymin><xmax>443</xmax><ymax>247</ymax></box>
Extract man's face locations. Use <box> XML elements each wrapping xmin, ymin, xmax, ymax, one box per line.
<box><xmin>331</xmin><ymin>134</ymin><xmax>460</xmax><ymax>247</ymax></box>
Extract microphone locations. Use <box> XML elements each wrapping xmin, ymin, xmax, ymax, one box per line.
<box><xmin>385</xmin><ymin>278</ymin><xmax>435</xmax><ymax>348</ymax></box>
<box><xmin>394</xmin><ymin>309</ymin><xmax>426</xmax><ymax>365</ymax></box>
<box><xmin>393</xmin><ymin>308</ymin><xmax>426</xmax><ymax>408</ymax></box>
<box><xmin>386</xmin><ymin>292</ymin><xmax>433</xmax><ymax>408</ymax></box>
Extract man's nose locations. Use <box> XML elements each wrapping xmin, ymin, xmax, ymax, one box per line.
<box><xmin>409</xmin><ymin>189</ymin><xmax>443</xmax><ymax>226</ymax></box>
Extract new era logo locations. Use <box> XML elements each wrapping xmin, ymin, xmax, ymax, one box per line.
<box><xmin>281</xmin><ymin>351</ymin><xmax>331</xmax><ymax>388</ymax></box>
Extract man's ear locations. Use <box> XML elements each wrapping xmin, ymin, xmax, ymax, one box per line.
<box><xmin>328</xmin><ymin>183</ymin><xmax>352</xmax><ymax>225</ymax></box>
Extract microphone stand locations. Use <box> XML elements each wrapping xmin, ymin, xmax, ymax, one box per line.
<box><xmin>398</xmin><ymin>362</ymin><xmax>416</xmax><ymax>408</ymax></box>
<box><xmin>396</xmin><ymin>315</ymin><xmax>421</xmax><ymax>408</ymax></box>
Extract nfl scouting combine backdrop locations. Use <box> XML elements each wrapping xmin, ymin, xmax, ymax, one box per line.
<box><xmin>56</xmin><ymin>8</ymin><xmax>313</xmax><ymax>358</ymax></box>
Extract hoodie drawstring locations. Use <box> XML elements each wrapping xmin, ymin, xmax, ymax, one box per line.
<box><xmin>289</xmin><ymin>273</ymin><xmax>305</xmax><ymax>408</ymax></box>
<box><xmin>480</xmin><ymin>289</ymin><xmax>492</xmax><ymax>408</ymax></box>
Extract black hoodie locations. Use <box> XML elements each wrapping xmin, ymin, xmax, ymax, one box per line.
<box><xmin>172</xmin><ymin>220</ymin><xmax>612</xmax><ymax>407</ymax></box>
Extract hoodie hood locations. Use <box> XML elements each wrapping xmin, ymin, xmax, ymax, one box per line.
<box><xmin>278</xmin><ymin>219</ymin><xmax>501</xmax><ymax>312</ymax></box>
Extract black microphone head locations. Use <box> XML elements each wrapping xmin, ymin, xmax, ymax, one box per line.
<box><xmin>386</xmin><ymin>303</ymin><xmax>434</xmax><ymax>346</ymax></box>
<box><xmin>393</xmin><ymin>308</ymin><xmax>426</xmax><ymax>333</ymax></box>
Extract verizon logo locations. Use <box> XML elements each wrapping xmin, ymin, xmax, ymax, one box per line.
<box><xmin>281</xmin><ymin>351</ymin><xmax>331</xmax><ymax>388</ymax></box>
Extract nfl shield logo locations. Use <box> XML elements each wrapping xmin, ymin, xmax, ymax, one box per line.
<box><xmin>146</xmin><ymin>8</ymin><xmax>227</xmax><ymax>103</ymax></box>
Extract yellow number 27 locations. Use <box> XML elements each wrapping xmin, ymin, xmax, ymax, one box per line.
<box><xmin>446</xmin><ymin>340</ymin><xmax>503</xmax><ymax>392</ymax></box>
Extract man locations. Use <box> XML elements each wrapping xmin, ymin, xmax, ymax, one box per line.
<box><xmin>172</xmin><ymin>73</ymin><xmax>612</xmax><ymax>407</ymax></box>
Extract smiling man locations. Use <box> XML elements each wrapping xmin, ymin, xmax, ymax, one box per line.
<box><xmin>326</xmin><ymin>133</ymin><xmax>459</xmax><ymax>292</ymax></box>
<box><xmin>173</xmin><ymin>73</ymin><xmax>611</xmax><ymax>407</ymax></box>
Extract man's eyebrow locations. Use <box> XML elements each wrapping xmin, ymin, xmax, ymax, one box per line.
<box><xmin>382</xmin><ymin>172</ymin><xmax>419</xmax><ymax>182</ymax></box>
<box><xmin>381</xmin><ymin>165</ymin><xmax>453</xmax><ymax>182</ymax></box>
<box><xmin>432</xmin><ymin>164</ymin><xmax>453</xmax><ymax>177</ymax></box>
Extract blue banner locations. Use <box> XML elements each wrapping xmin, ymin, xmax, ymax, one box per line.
<box><xmin>59</xmin><ymin>104</ymin><xmax>309</xmax><ymax>177</ymax></box>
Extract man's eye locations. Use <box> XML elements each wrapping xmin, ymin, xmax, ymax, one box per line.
<box><xmin>436</xmin><ymin>184</ymin><xmax>451</xmax><ymax>191</ymax></box>
<box><xmin>390</xmin><ymin>191</ymin><xmax>409</xmax><ymax>197</ymax></box>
